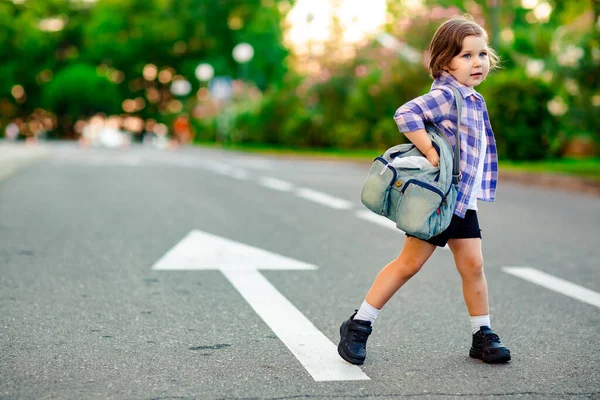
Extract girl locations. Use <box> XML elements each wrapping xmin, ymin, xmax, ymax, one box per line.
<box><xmin>338</xmin><ymin>15</ymin><xmax>511</xmax><ymax>365</ymax></box>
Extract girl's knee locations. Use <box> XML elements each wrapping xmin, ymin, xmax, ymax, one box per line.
<box><xmin>459</xmin><ymin>255</ymin><xmax>484</xmax><ymax>278</ymax></box>
<box><xmin>393</xmin><ymin>254</ymin><xmax>426</xmax><ymax>278</ymax></box>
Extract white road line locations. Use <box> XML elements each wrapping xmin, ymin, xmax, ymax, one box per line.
<box><xmin>206</xmin><ymin>163</ymin><xmax>249</xmax><ymax>180</ymax></box>
<box><xmin>355</xmin><ymin>210</ymin><xmax>449</xmax><ymax>249</ymax></box>
<box><xmin>295</xmin><ymin>188</ymin><xmax>354</xmax><ymax>210</ymax></box>
<box><xmin>229</xmin><ymin>169</ymin><xmax>249</xmax><ymax>180</ymax></box>
<box><xmin>228</xmin><ymin>158</ymin><xmax>273</xmax><ymax>170</ymax></box>
<box><xmin>222</xmin><ymin>269</ymin><xmax>370</xmax><ymax>381</ymax></box>
<box><xmin>205</xmin><ymin>163</ymin><xmax>233</xmax><ymax>175</ymax></box>
<box><xmin>356</xmin><ymin>210</ymin><xmax>398</xmax><ymax>231</ymax></box>
<box><xmin>258</xmin><ymin>176</ymin><xmax>294</xmax><ymax>192</ymax></box>
<box><xmin>503</xmin><ymin>267</ymin><xmax>600</xmax><ymax>309</ymax></box>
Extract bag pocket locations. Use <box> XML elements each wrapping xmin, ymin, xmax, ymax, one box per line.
<box><xmin>394</xmin><ymin>179</ymin><xmax>444</xmax><ymax>237</ymax></box>
<box><xmin>429</xmin><ymin>185</ymin><xmax>456</xmax><ymax>237</ymax></box>
<box><xmin>360</xmin><ymin>157</ymin><xmax>396</xmax><ymax>215</ymax></box>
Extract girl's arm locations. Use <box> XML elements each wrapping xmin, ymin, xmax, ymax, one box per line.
<box><xmin>404</xmin><ymin>129</ymin><xmax>440</xmax><ymax>167</ymax></box>
<box><xmin>393</xmin><ymin>88</ymin><xmax>454</xmax><ymax>167</ymax></box>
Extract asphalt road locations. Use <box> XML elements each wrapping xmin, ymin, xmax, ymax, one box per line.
<box><xmin>1</xmin><ymin>143</ymin><xmax>599</xmax><ymax>400</ymax></box>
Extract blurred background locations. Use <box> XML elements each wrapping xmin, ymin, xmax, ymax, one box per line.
<box><xmin>0</xmin><ymin>0</ymin><xmax>598</xmax><ymax>166</ymax></box>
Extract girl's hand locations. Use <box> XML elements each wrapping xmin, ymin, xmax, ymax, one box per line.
<box><xmin>425</xmin><ymin>147</ymin><xmax>439</xmax><ymax>167</ymax></box>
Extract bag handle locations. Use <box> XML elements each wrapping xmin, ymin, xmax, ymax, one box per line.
<box><xmin>449</xmin><ymin>86</ymin><xmax>462</xmax><ymax>185</ymax></box>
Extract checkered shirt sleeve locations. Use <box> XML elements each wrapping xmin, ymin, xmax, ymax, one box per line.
<box><xmin>393</xmin><ymin>87</ymin><xmax>455</xmax><ymax>134</ymax></box>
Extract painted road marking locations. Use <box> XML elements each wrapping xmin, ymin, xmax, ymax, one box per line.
<box><xmin>356</xmin><ymin>210</ymin><xmax>398</xmax><ymax>231</ymax></box>
<box><xmin>295</xmin><ymin>188</ymin><xmax>353</xmax><ymax>210</ymax></box>
<box><xmin>355</xmin><ymin>210</ymin><xmax>449</xmax><ymax>249</ymax></box>
<box><xmin>503</xmin><ymin>267</ymin><xmax>600</xmax><ymax>309</ymax></box>
<box><xmin>229</xmin><ymin>158</ymin><xmax>273</xmax><ymax>170</ymax></box>
<box><xmin>258</xmin><ymin>176</ymin><xmax>294</xmax><ymax>192</ymax></box>
<box><xmin>206</xmin><ymin>163</ymin><xmax>249</xmax><ymax>180</ymax></box>
<box><xmin>151</xmin><ymin>230</ymin><xmax>370</xmax><ymax>381</ymax></box>
<box><xmin>229</xmin><ymin>169</ymin><xmax>249</xmax><ymax>180</ymax></box>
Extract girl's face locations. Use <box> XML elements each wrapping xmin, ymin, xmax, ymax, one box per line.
<box><xmin>445</xmin><ymin>35</ymin><xmax>490</xmax><ymax>88</ymax></box>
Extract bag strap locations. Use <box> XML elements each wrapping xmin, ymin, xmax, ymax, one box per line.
<box><xmin>449</xmin><ymin>86</ymin><xmax>462</xmax><ymax>185</ymax></box>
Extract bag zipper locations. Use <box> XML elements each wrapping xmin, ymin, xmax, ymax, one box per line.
<box><xmin>400</xmin><ymin>179</ymin><xmax>445</xmax><ymax>203</ymax></box>
<box><xmin>375</xmin><ymin>156</ymin><xmax>397</xmax><ymax>183</ymax></box>
<box><xmin>389</xmin><ymin>145</ymin><xmax>415</xmax><ymax>159</ymax></box>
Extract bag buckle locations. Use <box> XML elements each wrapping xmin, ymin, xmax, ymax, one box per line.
<box><xmin>452</xmin><ymin>172</ymin><xmax>462</xmax><ymax>185</ymax></box>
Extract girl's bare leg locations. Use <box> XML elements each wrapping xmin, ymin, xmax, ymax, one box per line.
<box><xmin>365</xmin><ymin>237</ymin><xmax>437</xmax><ymax>309</ymax></box>
<box><xmin>447</xmin><ymin>238</ymin><xmax>488</xmax><ymax>316</ymax></box>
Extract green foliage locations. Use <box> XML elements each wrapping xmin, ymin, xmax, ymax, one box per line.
<box><xmin>214</xmin><ymin>0</ymin><xmax>597</xmax><ymax>160</ymax></box>
<box><xmin>0</xmin><ymin>0</ymin><xmax>290</xmax><ymax>135</ymax></box>
<box><xmin>83</xmin><ymin>0</ymin><xmax>180</xmax><ymax>68</ymax></box>
<box><xmin>512</xmin><ymin>25</ymin><xmax>553</xmax><ymax>58</ymax></box>
<box><xmin>1</xmin><ymin>0</ymin><xmax>597</xmax><ymax>161</ymax></box>
<box><xmin>371</xmin><ymin>118</ymin><xmax>406</xmax><ymax>149</ymax></box>
<box><xmin>549</xmin><ymin>27</ymin><xmax>600</xmax><ymax>142</ymax></box>
<box><xmin>240</xmin><ymin>6</ymin><xmax>290</xmax><ymax>91</ymax></box>
<box><xmin>192</xmin><ymin>117</ymin><xmax>218</xmax><ymax>142</ymax></box>
<box><xmin>226</xmin><ymin>101</ymin><xmax>262</xmax><ymax>144</ymax></box>
<box><xmin>254</xmin><ymin>76</ymin><xmax>309</xmax><ymax>145</ymax></box>
<box><xmin>479</xmin><ymin>69</ymin><xmax>559</xmax><ymax>160</ymax></box>
<box><xmin>217</xmin><ymin>53</ymin><xmax>430</xmax><ymax>150</ymax></box>
<box><xmin>42</xmin><ymin>64</ymin><xmax>121</xmax><ymax>118</ymax></box>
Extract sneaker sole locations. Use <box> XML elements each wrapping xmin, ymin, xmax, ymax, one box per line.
<box><xmin>337</xmin><ymin>321</ymin><xmax>365</xmax><ymax>365</ymax></box>
<box><xmin>469</xmin><ymin>348</ymin><xmax>511</xmax><ymax>364</ymax></box>
<box><xmin>337</xmin><ymin>344</ymin><xmax>365</xmax><ymax>365</ymax></box>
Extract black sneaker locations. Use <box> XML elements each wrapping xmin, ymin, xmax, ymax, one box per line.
<box><xmin>470</xmin><ymin>326</ymin><xmax>511</xmax><ymax>363</ymax></box>
<box><xmin>337</xmin><ymin>311</ymin><xmax>372</xmax><ymax>365</ymax></box>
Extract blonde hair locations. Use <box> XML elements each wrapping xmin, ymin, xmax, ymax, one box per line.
<box><xmin>428</xmin><ymin>14</ymin><xmax>499</xmax><ymax>79</ymax></box>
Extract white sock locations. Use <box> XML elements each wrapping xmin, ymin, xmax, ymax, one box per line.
<box><xmin>470</xmin><ymin>315</ymin><xmax>491</xmax><ymax>334</ymax></box>
<box><xmin>354</xmin><ymin>300</ymin><xmax>380</xmax><ymax>324</ymax></box>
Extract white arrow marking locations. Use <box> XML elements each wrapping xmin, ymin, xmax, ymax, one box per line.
<box><xmin>503</xmin><ymin>267</ymin><xmax>600</xmax><ymax>309</ymax></box>
<box><xmin>151</xmin><ymin>230</ymin><xmax>369</xmax><ymax>381</ymax></box>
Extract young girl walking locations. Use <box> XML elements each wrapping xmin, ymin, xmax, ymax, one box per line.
<box><xmin>338</xmin><ymin>14</ymin><xmax>511</xmax><ymax>365</ymax></box>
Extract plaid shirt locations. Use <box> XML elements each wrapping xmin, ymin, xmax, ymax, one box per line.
<box><xmin>393</xmin><ymin>72</ymin><xmax>498</xmax><ymax>218</ymax></box>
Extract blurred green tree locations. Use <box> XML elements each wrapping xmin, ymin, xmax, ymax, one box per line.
<box><xmin>42</xmin><ymin>64</ymin><xmax>121</xmax><ymax>137</ymax></box>
<box><xmin>0</xmin><ymin>0</ymin><xmax>291</xmax><ymax>138</ymax></box>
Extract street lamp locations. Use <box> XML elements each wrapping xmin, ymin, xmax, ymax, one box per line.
<box><xmin>169</xmin><ymin>78</ymin><xmax>192</xmax><ymax>113</ymax></box>
<box><xmin>169</xmin><ymin>78</ymin><xmax>193</xmax><ymax>145</ymax></box>
<box><xmin>170</xmin><ymin>79</ymin><xmax>192</xmax><ymax>97</ymax></box>
<box><xmin>195</xmin><ymin>63</ymin><xmax>214</xmax><ymax>84</ymax></box>
<box><xmin>232</xmin><ymin>43</ymin><xmax>254</xmax><ymax>64</ymax></box>
<box><xmin>232</xmin><ymin>42</ymin><xmax>254</xmax><ymax>81</ymax></box>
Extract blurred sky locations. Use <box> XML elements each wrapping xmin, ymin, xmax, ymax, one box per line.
<box><xmin>285</xmin><ymin>0</ymin><xmax>387</xmax><ymax>54</ymax></box>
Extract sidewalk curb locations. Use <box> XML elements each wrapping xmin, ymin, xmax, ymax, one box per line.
<box><xmin>323</xmin><ymin>155</ymin><xmax>600</xmax><ymax>197</ymax></box>
<box><xmin>265</xmin><ymin>152</ymin><xmax>600</xmax><ymax>197</ymax></box>
<box><xmin>197</xmin><ymin>145</ymin><xmax>600</xmax><ymax>197</ymax></box>
<box><xmin>340</xmin><ymin>156</ymin><xmax>600</xmax><ymax>197</ymax></box>
<box><xmin>499</xmin><ymin>170</ymin><xmax>600</xmax><ymax>196</ymax></box>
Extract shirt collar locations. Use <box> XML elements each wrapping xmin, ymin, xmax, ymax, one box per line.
<box><xmin>432</xmin><ymin>71</ymin><xmax>480</xmax><ymax>100</ymax></box>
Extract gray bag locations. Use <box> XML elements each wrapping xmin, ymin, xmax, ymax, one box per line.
<box><xmin>360</xmin><ymin>86</ymin><xmax>463</xmax><ymax>240</ymax></box>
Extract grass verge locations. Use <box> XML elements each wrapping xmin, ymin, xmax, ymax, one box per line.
<box><xmin>500</xmin><ymin>158</ymin><xmax>600</xmax><ymax>180</ymax></box>
<box><xmin>195</xmin><ymin>142</ymin><xmax>600</xmax><ymax>180</ymax></box>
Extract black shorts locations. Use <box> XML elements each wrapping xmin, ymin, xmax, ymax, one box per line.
<box><xmin>406</xmin><ymin>209</ymin><xmax>482</xmax><ymax>247</ymax></box>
